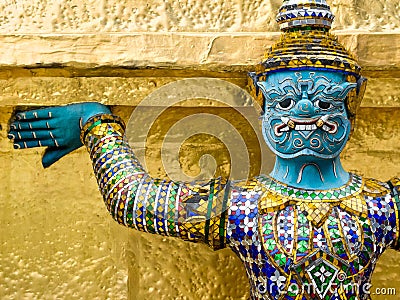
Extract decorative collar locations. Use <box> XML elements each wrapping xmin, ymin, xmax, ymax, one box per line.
<box><xmin>256</xmin><ymin>173</ymin><xmax>367</xmax><ymax>227</ymax></box>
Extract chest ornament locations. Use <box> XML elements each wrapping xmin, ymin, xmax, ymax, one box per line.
<box><xmin>251</xmin><ymin>174</ymin><xmax>395</xmax><ymax>299</ymax></box>
<box><xmin>258</xmin><ymin>174</ymin><xmax>367</xmax><ymax>227</ymax></box>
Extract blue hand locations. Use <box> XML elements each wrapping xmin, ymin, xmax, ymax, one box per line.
<box><xmin>8</xmin><ymin>102</ymin><xmax>111</xmax><ymax>168</ymax></box>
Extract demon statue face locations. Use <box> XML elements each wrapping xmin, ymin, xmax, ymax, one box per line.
<box><xmin>258</xmin><ymin>70</ymin><xmax>357</xmax><ymax>159</ymax></box>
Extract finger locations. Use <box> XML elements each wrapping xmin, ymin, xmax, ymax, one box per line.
<box><xmin>8</xmin><ymin>129</ymin><xmax>56</xmax><ymax>141</ymax></box>
<box><xmin>10</xmin><ymin>119</ymin><xmax>53</xmax><ymax>131</ymax></box>
<box><xmin>15</xmin><ymin>109</ymin><xmax>53</xmax><ymax>121</ymax></box>
<box><xmin>13</xmin><ymin>138</ymin><xmax>60</xmax><ymax>149</ymax></box>
<box><xmin>42</xmin><ymin>147</ymin><xmax>72</xmax><ymax>168</ymax></box>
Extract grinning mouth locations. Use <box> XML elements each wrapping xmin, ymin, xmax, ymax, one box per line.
<box><xmin>274</xmin><ymin>115</ymin><xmax>338</xmax><ymax>136</ymax></box>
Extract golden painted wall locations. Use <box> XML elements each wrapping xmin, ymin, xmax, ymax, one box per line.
<box><xmin>0</xmin><ymin>1</ymin><xmax>399</xmax><ymax>299</ymax></box>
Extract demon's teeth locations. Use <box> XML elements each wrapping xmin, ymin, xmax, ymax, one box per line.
<box><xmin>277</xmin><ymin>117</ymin><xmax>332</xmax><ymax>134</ymax></box>
<box><xmin>295</xmin><ymin>125</ymin><xmax>305</xmax><ymax>130</ymax></box>
<box><xmin>322</xmin><ymin>125</ymin><xmax>330</xmax><ymax>131</ymax></box>
<box><xmin>320</xmin><ymin>115</ymin><xmax>330</xmax><ymax>122</ymax></box>
<box><xmin>281</xmin><ymin>126</ymin><xmax>290</xmax><ymax>132</ymax></box>
<box><xmin>281</xmin><ymin>117</ymin><xmax>290</xmax><ymax>124</ymax></box>
<box><xmin>294</xmin><ymin>124</ymin><xmax>318</xmax><ymax>131</ymax></box>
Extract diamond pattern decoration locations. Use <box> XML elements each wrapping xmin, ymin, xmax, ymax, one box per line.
<box><xmin>306</xmin><ymin>258</ymin><xmax>339</xmax><ymax>299</ymax></box>
<box><xmin>277</xmin><ymin>207</ymin><xmax>295</xmax><ymax>254</ymax></box>
<box><xmin>257</xmin><ymin>174</ymin><xmax>368</xmax><ymax>228</ymax></box>
<box><xmin>293</xmin><ymin>250</ymin><xmax>351</xmax><ymax>300</ymax></box>
<box><xmin>299</xmin><ymin>202</ymin><xmax>332</xmax><ymax>227</ymax></box>
<box><xmin>257</xmin><ymin>174</ymin><xmax>363</xmax><ymax>201</ymax></box>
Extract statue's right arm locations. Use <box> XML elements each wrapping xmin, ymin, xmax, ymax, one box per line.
<box><xmin>8</xmin><ymin>103</ymin><xmax>230</xmax><ymax>250</ymax></box>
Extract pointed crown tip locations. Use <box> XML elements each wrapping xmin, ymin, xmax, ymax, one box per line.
<box><xmin>277</xmin><ymin>0</ymin><xmax>335</xmax><ymax>31</ymax></box>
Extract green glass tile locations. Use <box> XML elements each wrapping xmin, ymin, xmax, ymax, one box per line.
<box><xmin>335</xmin><ymin>246</ymin><xmax>346</xmax><ymax>255</ymax></box>
<box><xmin>263</xmin><ymin>223</ymin><xmax>273</xmax><ymax>235</ymax></box>
<box><xmin>297</xmin><ymin>240</ymin><xmax>308</xmax><ymax>253</ymax></box>
<box><xmin>298</xmin><ymin>214</ymin><xmax>308</xmax><ymax>223</ymax></box>
<box><xmin>266</xmin><ymin>239</ymin><xmax>276</xmax><ymax>251</ymax></box>
<box><xmin>275</xmin><ymin>253</ymin><xmax>287</xmax><ymax>266</ymax></box>
<box><xmin>265</xmin><ymin>214</ymin><xmax>274</xmax><ymax>221</ymax></box>
<box><xmin>331</xmin><ymin>229</ymin><xmax>340</xmax><ymax>239</ymax></box>
<box><xmin>298</xmin><ymin>227</ymin><xmax>309</xmax><ymax>236</ymax></box>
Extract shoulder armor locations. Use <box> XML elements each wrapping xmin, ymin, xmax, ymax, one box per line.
<box><xmin>363</xmin><ymin>177</ymin><xmax>391</xmax><ymax>197</ymax></box>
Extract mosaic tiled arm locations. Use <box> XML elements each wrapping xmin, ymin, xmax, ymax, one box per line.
<box><xmin>80</xmin><ymin>114</ymin><xmax>230</xmax><ymax>250</ymax></box>
<box><xmin>389</xmin><ymin>177</ymin><xmax>400</xmax><ymax>250</ymax></box>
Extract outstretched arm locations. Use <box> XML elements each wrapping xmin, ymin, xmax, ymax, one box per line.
<box><xmin>8</xmin><ymin>103</ymin><xmax>230</xmax><ymax>250</ymax></box>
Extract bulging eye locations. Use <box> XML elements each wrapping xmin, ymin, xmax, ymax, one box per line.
<box><xmin>276</xmin><ymin>98</ymin><xmax>295</xmax><ymax>110</ymax></box>
<box><xmin>315</xmin><ymin>100</ymin><xmax>332</xmax><ymax>110</ymax></box>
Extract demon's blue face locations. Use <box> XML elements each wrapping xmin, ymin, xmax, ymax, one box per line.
<box><xmin>258</xmin><ymin>70</ymin><xmax>357</xmax><ymax>159</ymax></box>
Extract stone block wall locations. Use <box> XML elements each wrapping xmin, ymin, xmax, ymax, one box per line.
<box><xmin>0</xmin><ymin>1</ymin><xmax>399</xmax><ymax>299</ymax></box>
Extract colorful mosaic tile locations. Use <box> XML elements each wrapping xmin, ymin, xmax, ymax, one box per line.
<box><xmin>82</xmin><ymin>114</ymin><xmax>229</xmax><ymax>249</ymax></box>
<box><xmin>258</xmin><ymin>173</ymin><xmax>363</xmax><ymax>201</ymax></box>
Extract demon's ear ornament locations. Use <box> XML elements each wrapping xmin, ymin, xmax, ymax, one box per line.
<box><xmin>357</xmin><ymin>76</ymin><xmax>368</xmax><ymax>101</ymax></box>
<box><xmin>345</xmin><ymin>76</ymin><xmax>367</xmax><ymax>130</ymax></box>
<box><xmin>248</xmin><ymin>71</ymin><xmax>266</xmax><ymax>115</ymax></box>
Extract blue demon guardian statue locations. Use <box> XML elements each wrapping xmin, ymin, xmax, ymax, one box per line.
<box><xmin>7</xmin><ymin>1</ymin><xmax>400</xmax><ymax>299</ymax></box>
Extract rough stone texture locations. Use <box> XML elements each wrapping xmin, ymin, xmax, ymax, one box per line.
<box><xmin>342</xmin><ymin>108</ymin><xmax>400</xmax><ymax>181</ymax></box>
<box><xmin>0</xmin><ymin>77</ymin><xmax>246</xmax><ymax>106</ymax></box>
<box><xmin>0</xmin><ymin>0</ymin><xmax>398</xmax><ymax>33</ymax></box>
<box><xmin>0</xmin><ymin>0</ymin><xmax>399</xmax><ymax>300</ymax></box>
<box><xmin>0</xmin><ymin>76</ymin><xmax>399</xmax><ymax>108</ymax></box>
<box><xmin>0</xmin><ymin>33</ymin><xmax>400</xmax><ymax>70</ymax></box>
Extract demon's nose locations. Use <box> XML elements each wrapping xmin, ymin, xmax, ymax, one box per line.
<box><xmin>292</xmin><ymin>99</ymin><xmax>315</xmax><ymax>117</ymax></box>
